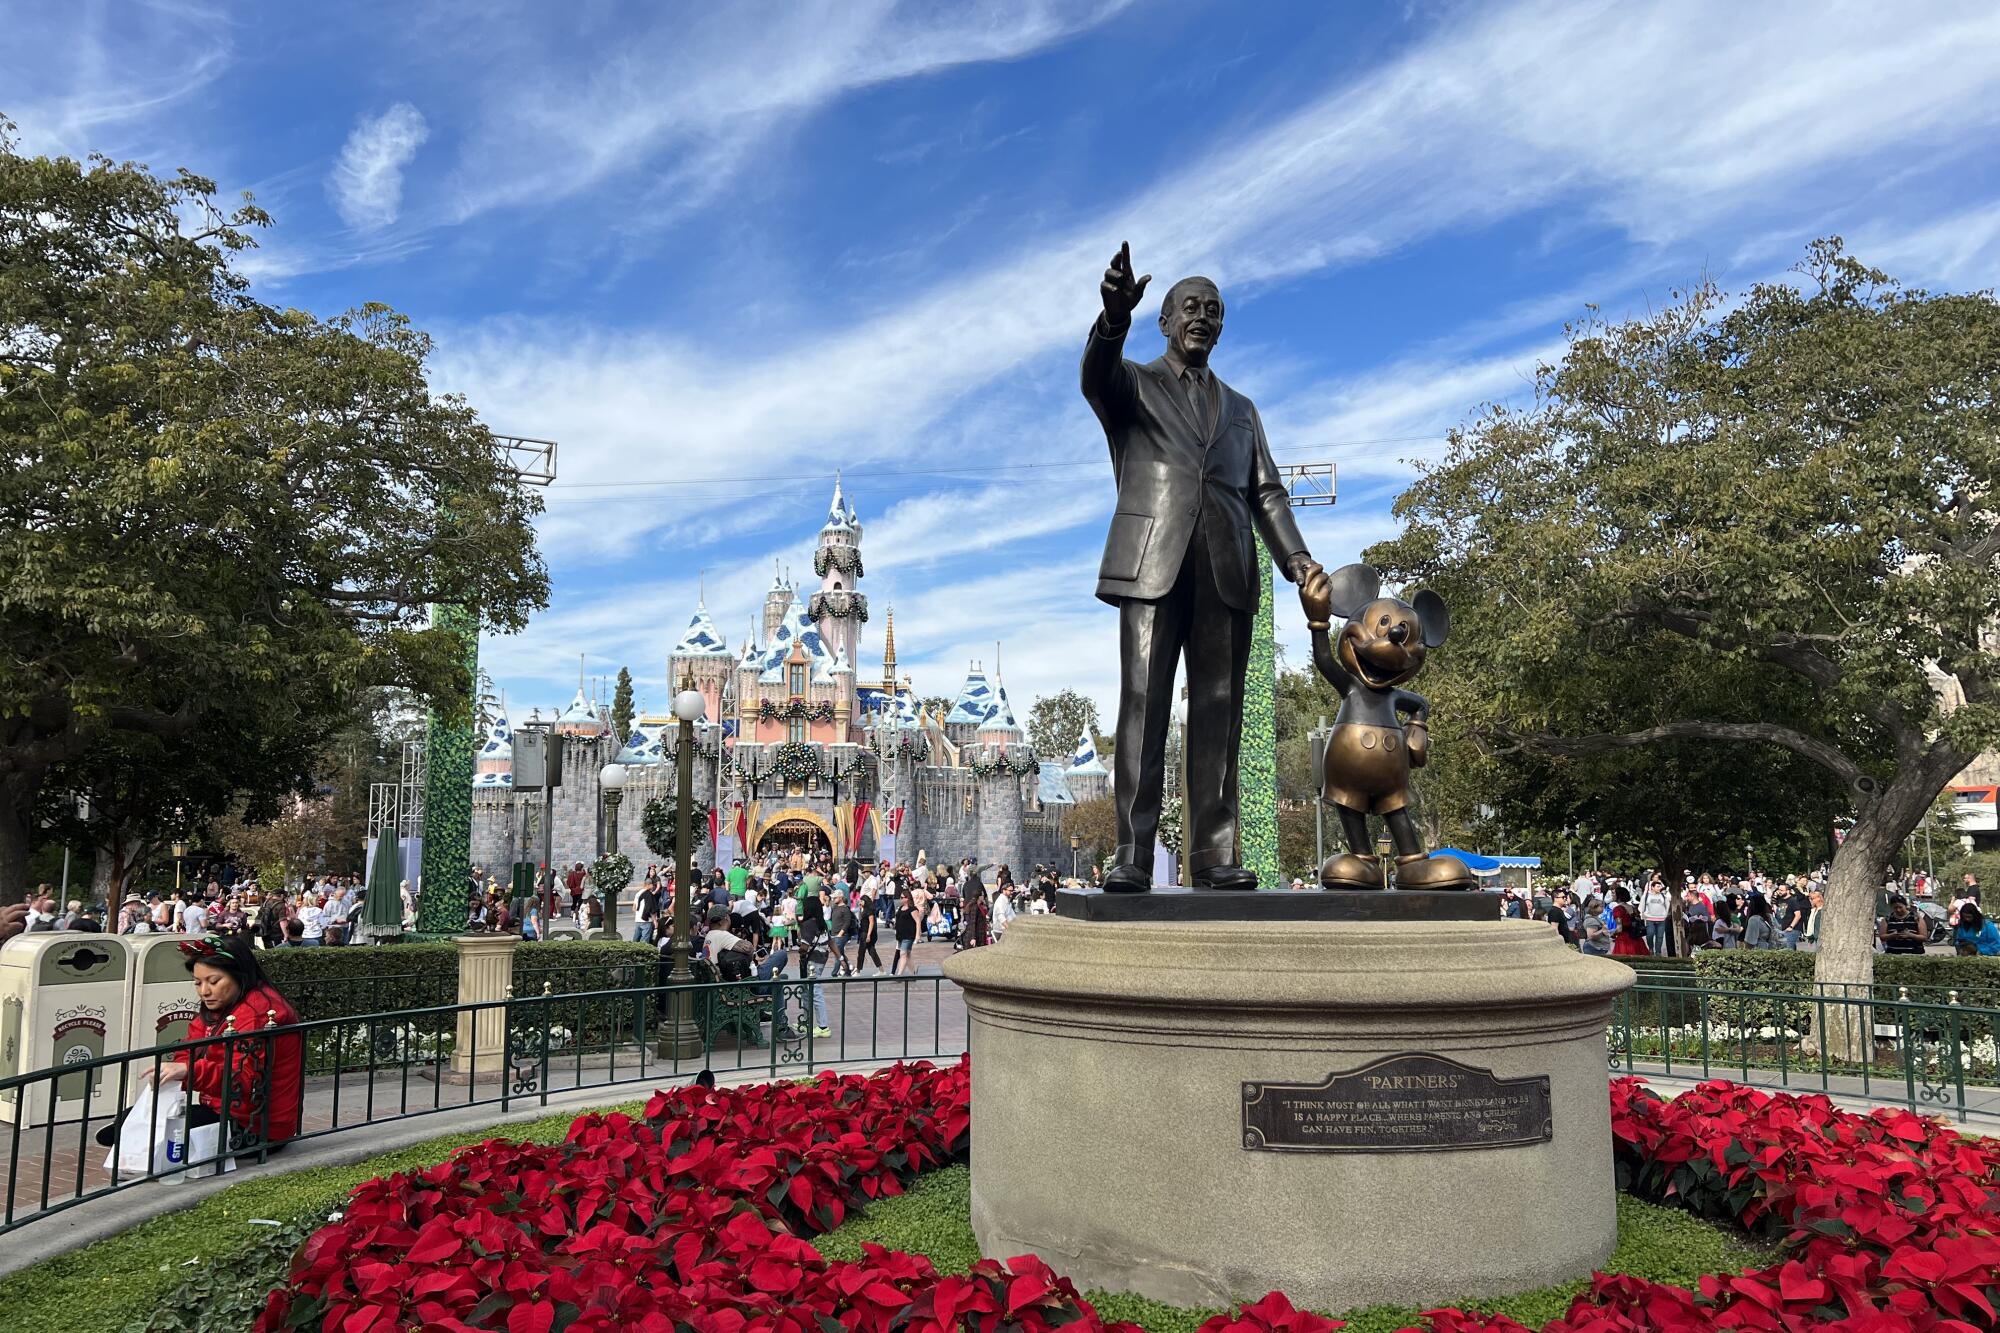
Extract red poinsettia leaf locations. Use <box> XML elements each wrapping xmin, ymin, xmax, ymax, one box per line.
<box><xmin>507</xmin><ymin>1297</ymin><xmax>555</xmax><ymax>1333</ymax></box>
<box><xmin>1776</xmin><ymin>1263</ymin><xmax>1827</xmax><ymax>1304</ymax></box>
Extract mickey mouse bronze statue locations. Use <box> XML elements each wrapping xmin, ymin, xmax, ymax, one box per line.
<box><xmin>1300</xmin><ymin>563</ymin><xmax>1475</xmax><ymax>891</ymax></box>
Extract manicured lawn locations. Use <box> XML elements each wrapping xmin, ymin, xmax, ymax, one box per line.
<box><xmin>815</xmin><ymin>1164</ymin><xmax>1776</xmax><ymax>1333</ymax></box>
<box><xmin>0</xmin><ymin>1101</ymin><xmax>646</xmax><ymax>1333</ymax></box>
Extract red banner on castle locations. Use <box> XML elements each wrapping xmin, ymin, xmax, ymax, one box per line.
<box><xmin>850</xmin><ymin>800</ymin><xmax>872</xmax><ymax>852</ymax></box>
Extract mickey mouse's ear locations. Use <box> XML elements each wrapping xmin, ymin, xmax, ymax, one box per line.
<box><xmin>1324</xmin><ymin>563</ymin><xmax>1380</xmax><ymax>620</ymax></box>
<box><xmin>1412</xmin><ymin>590</ymin><xmax>1450</xmax><ymax>648</ymax></box>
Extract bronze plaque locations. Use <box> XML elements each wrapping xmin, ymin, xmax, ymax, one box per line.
<box><xmin>1242</xmin><ymin>1054</ymin><xmax>1551</xmax><ymax>1153</ymax></box>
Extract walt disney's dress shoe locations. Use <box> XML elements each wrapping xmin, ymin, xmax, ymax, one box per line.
<box><xmin>1192</xmin><ymin>863</ymin><xmax>1258</xmax><ymax>891</ymax></box>
<box><xmin>1102</xmin><ymin>864</ymin><xmax>1153</xmax><ymax>894</ymax></box>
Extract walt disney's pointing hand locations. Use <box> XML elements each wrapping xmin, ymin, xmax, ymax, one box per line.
<box><xmin>1100</xmin><ymin>242</ymin><xmax>1152</xmax><ymax>324</ymax></box>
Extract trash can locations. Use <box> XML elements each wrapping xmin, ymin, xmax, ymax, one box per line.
<box><xmin>0</xmin><ymin>934</ymin><xmax>130</xmax><ymax>1125</ymax></box>
<box><xmin>126</xmin><ymin>933</ymin><xmax>198</xmax><ymax>1057</ymax></box>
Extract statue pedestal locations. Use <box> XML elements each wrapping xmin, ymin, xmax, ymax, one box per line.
<box><xmin>943</xmin><ymin>913</ymin><xmax>1633</xmax><ymax>1313</ymax></box>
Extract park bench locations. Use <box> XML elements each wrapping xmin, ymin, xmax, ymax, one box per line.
<box><xmin>691</xmin><ymin>957</ymin><xmax>770</xmax><ymax>1048</ymax></box>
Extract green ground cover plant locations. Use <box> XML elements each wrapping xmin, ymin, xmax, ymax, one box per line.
<box><xmin>814</xmin><ymin>1164</ymin><xmax>1775</xmax><ymax>1333</ymax></box>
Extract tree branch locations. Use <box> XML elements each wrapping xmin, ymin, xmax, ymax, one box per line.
<box><xmin>1482</xmin><ymin>719</ymin><xmax>1870</xmax><ymax>795</ymax></box>
<box><xmin>1616</xmin><ymin>600</ymin><xmax>1847</xmax><ymax>692</ymax></box>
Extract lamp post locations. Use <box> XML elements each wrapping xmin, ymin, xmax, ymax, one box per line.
<box><xmin>172</xmin><ymin>839</ymin><xmax>187</xmax><ymax>894</ymax></box>
<box><xmin>1070</xmin><ymin>833</ymin><xmax>1080</xmax><ymax>881</ymax></box>
<box><xmin>1562</xmin><ymin>826</ymin><xmax>1575</xmax><ymax>881</ymax></box>
<box><xmin>1376</xmin><ymin>832</ymin><xmax>1393</xmax><ymax>891</ymax></box>
<box><xmin>598</xmin><ymin>762</ymin><xmax>628</xmax><ymax>941</ymax></box>
<box><xmin>658</xmin><ymin>688</ymin><xmax>706</xmax><ymax>1060</ymax></box>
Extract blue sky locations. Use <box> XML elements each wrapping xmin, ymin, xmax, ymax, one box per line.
<box><xmin>11</xmin><ymin>1</ymin><xmax>2000</xmax><ymax>727</ymax></box>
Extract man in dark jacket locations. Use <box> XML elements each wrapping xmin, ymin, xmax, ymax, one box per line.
<box><xmin>1083</xmin><ymin>243</ymin><xmax>1328</xmax><ymax>892</ymax></box>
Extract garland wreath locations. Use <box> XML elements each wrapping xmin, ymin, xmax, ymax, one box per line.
<box><xmin>773</xmin><ymin>740</ymin><xmax>824</xmax><ymax>785</ymax></box>
<box><xmin>967</xmin><ymin>749</ymin><xmax>1041</xmax><ymax>777</ymax></box>
<box><xmin>760</xmin><ymin>698</ymin><xmax>836</xmax><ymax>724</ymax></box>
<box><xmin>813</xmin><ymin>545</ymin><xmax>865</xmax><ymax>579</ymax></box>
<box><xmin>638</xmin><ymin>796</ymin><xmax>711</xmax><ymax>861</ymax></box>
<box><xmin>588</xmin><ymin>852</ymin><xmax>634</xmax><ymax>893</ymax></box>
<box><xmin>806</xmin><ymin>590</ymin><xmax>869</xmax><ymax>624</ymax></box>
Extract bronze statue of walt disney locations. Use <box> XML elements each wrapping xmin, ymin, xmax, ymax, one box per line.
<box><xmin>1299</xmin><ymin>563</ymin><xmax>1475</xmax><ymax>891</ymax></box>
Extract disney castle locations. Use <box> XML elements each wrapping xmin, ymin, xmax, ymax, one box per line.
<box><xmin>467</xmin><ymin>479</ymin><xmax>1109</xmax><ymax>878</ymax></box>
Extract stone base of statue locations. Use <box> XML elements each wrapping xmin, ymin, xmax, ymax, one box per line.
<box><xmin>942</xmin><ymin>904</ymin><xmax>1633</xmax><ymax>1313</ymax></box>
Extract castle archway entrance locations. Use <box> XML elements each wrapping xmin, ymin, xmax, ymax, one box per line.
<box><xmin>752</xmin><ymin>808</ymin><xmax>835</xmax><ymax>862</ymax></box>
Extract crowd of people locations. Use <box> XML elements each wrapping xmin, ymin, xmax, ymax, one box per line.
<box><xmin>13</xmin><ymin>869</ymin><xmax>414</xmax><ymax>949</ymax></box>
<box><xmin>1493</xmin><ymin>867</ymin><xmax>1995</xmax><ymax>958</ymax></box>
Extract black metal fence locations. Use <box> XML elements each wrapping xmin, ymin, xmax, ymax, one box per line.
<box><xmin>1610</xmin><ymin>978</ymin><xmax>1998</xmax><ymax>1120</ymax></box>
<box><xmin>0</xmin><ymin>971</ymin><xmax>966</xmax><ymax>1236</ymax></box>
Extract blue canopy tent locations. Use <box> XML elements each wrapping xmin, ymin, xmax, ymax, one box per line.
<box><xmin>1431</xmin><ymin>849</ymin><xmax>1542</xmax><ymax>891</ymax></box>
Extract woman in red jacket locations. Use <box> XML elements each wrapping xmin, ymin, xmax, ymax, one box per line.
<box><xmin>141</xmin><ymin>935</ymin><xmax>305</xmax><ymax>1150</ymax></box>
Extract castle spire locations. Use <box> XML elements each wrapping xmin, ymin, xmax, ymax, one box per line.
<box><xmin>829</xmin><ymin>470</ymin><xmax>844</xmax><ymax>521</ymax></box>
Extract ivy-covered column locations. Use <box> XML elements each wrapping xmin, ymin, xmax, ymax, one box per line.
<box><xmin>1239</xmin><ymin>548</ymin><xmax>1280</xmax><ymax>888</ymax></box>
<box><xmin>416</xmin><ymin>604</ymin><xmax>479</xmax><ymax>934</ymax></box>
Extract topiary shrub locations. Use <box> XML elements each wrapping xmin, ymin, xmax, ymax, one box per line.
<box><xmin>1690</xmin><ymin>948</ymin><xmax>2000</xmax><ymax>1005</ymax></box>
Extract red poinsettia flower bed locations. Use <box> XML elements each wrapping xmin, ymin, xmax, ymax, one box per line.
<box><xmin>256</xmin><ymin>1059</ymin><xmax>1141</xmax><ymax>1333</ymax></box>
<box><xmin>257</xmin><ymin>1064</ymin><xmax>1998</xmax><ymax>1333</ymax></box>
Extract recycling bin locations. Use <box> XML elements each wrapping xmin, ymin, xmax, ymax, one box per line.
<box><xmin>127</xmin><ymin>933</ymin><xmax>199</xmax><ymax>1058</ymax></box>
<box><xmin>0</xmin><ymin>933</ymin><xmax>130</xmax><ymax>1125</ymax></box>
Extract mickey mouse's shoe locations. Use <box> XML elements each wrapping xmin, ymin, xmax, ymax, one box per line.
<box><xmin>1393</xmin><ymin>852</ymin><xmax>1477</xmax><ymax>891</ymax></box>
<box><xmin>1319</xmin><ymin>853</ymin><xmax>1383</xmax><ymax>890</ymax></box>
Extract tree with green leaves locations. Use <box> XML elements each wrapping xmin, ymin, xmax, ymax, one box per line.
<box><xmin>1027</xmin><ymin>688</ymin><xmax>1101</xmax><ymax>762</ymax></box>
<box><xmin>611</xmin><ymin>667</ymin><xmax>636</xmax><ymax>744</ymax></box>
<box><xmin>1370</xmin><ymin>241</ymin><xmax>1999</xmax><ymax>1044</ymax></box>
<box><xmin>1063</xmin><ymin>796</ymin><xmax>1116</xmax><ymax>872</ymax></box>
<box><xmin>0</xmin><ymin>129</ymin><xmax>548</xmax><ymax>902</ymax></box>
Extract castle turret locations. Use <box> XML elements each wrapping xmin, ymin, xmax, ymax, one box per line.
<box><xmin>1067</xmin><ymin>728</ymin><xmax>1111</xmax><ymax>804</ymax></box>
<box><xmin>668</xmin><ymin>595</ymin><xmax>733</xmax><ymax>725</ymax></box>
<box><xmin>763</xmin><ymin>563</ymin><xmax>793</xmax><ymax>645</ymax></box>
<box><xmin>879</xmin><ymin>607</ymin><xmax>898</xmax><ymax>698</ymax></box>
<box><xmin>808</xmin><ymin>475</ymin><xmax>867</xmax><ymax>697</ymax></box>
<box><xmin>944</xmin><ymin>661</ymin><xmax>995</xmax><ymax>748</ymax></box>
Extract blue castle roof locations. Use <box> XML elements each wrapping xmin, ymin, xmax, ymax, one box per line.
<box><xmin>1070</xmin><ymin>730</ymin><xmax>1107</xmax><ymax>775</ymax></box>
<box><xmin>946</xmin><ymin>664</ymin><xmax>996</xmax><ymax>726</ymax></box>
<box><xmin>758</xmin><ymin>590</ymin><xmax>835</xmax><ymax>684</ymax></box>
<box><xmin>673</xmin><ymin>603</ymin><xmax>730</xmax><ymax>657</ymax></box>
<box><xmin>1037</xmin><ymin>762</ymin><xmax>1077</xmax><ymax>806</ymax></box>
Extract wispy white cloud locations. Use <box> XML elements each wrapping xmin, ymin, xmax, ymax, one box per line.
<box><xmin>434</xmin><ymin>0</ymin><xmax>1135</xmax><ymax>224</ymax></box>
<box><xmin>329</xmin><ymin>102</ymin><xmax>428</xmax><ymax>230</ymax></box>
<box><xmin>0</xmin><ymin>4</ymin><xmax>231</xmax><ymax>161</ymax></box>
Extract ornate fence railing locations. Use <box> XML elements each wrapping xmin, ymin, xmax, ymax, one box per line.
<box><xmin>0</xmin><ymin>971</ymin><xmax>966</xmax><ymax>1236</ymax></box>
<box><xmin>1610</xmin><ymin>978</ymin><xmax>1998</xmax><ymax>1121</ymax></box>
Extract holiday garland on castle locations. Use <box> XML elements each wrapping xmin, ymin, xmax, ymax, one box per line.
<box><xmin>813</xmin><ymin>545</ymin><xmax>864</xmax><ymax>579</ymax></box>
<box><xmin>806</xmin><ymin>589</ymin><xmax>869</xmax><ymax>623</ymax></box>
<box><xmin>760</xmin><ymin>698</ymin><xmax>836</xmax><ymax>724</ymax></box>
<box><xmin>967</xmin><ymin>748</ymin><xmax>1040</xmax><ymax>777</ymax></box>
<box><xmin>772</xmin><ymin>740</ymin><xmax>824</xmax><ymax>785</ymax></box>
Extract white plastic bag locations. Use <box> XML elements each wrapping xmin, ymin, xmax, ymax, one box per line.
<box><xmin>183</xmin><ymin>1118</ymin><xmax>237</xmax><ymax>1180</ymax></box>
<box><xmin>103</xmin><ymin>1083</ymin><xmax>185</xmax><ymax>1179</ymax></box>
